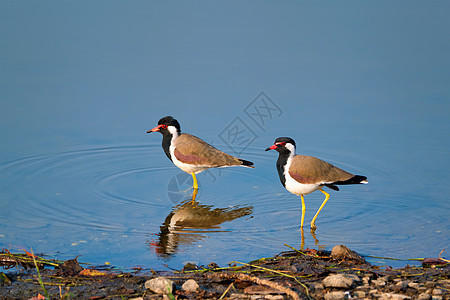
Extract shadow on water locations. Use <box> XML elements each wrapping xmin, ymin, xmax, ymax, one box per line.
<box><xmin>149</xmin><ymin>188</ymin><xmax>254</xmax><ymax>258</ymax></box>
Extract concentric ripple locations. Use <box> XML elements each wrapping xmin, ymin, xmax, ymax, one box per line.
<box><xmin>1</xmin><ymin>143</ymin><xmax>448</xmax><ymax>269</ymax></box>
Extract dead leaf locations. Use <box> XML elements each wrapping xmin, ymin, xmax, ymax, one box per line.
<box><xmin>78</xmin><ymin>269</ymin><xmax>109</xmax><ymax>276</ymax></box>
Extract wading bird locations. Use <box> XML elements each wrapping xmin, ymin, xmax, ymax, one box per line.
<box><xmin>148</xmin><ymin>116</ymin><xmax>254</xmax><ymax>190</ymax></box>
<box><xmin>265</xmin><ymin>137</ymin><xmax>367</xmax><ymax>229</ymax></box>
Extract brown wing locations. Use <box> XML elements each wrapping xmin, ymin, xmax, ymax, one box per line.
<box><xmin>288</xmin><ymin>155</ymin><xmax>354</xmax><ymax>184</ymax></box>
<box><xmin>174</xmin><ymin>134</ymin><xmax>243</xmax><ymax>167</ymax></box>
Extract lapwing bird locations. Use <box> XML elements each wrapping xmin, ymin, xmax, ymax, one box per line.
<box><xmin>148</xmin><ymin>116</ymin><xmax>254</xmax><ymax>189</ymax></box>
<box><xmin>265</xmin><ymin>137</ymin><xmax>367</xmax><ymax>229</ymax></box>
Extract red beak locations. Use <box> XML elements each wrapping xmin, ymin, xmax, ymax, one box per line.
<box><xmin>147</xmin><ymin>125</ymin><xmax>162</xmax><ymax>133</ymax></box>
<box><xmin>265</xmin><ymin>144</ymin><xmax>277</xmax><ymax>151</ymax></box>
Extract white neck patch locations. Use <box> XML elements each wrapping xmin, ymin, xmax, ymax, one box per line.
<box><xmin>167</xmin><ymin>125</ymin><xmax>180</xmax><ymax>140</ymax></box>
<box><xmin>284</xmin><ymin>143</ymin><xmax>296</xmax><ymax>158</ymax></box>
<box><xmin>283</xmin><ymin>142</ymin><xmax>296</xmax><ymax>175</ymax></box>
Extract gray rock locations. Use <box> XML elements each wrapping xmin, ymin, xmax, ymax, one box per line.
<box><xmin>324</xmin><ymin>291</ymin><xmax>346</xmax><ymax>300</ymax></box>
<box><xmin>182</xmin><ymin>279</ymin><xmax>199</xmax><ymax>292</ymax></box>
<box><xmin>144</xmin><ymin>277</ymin><xmax>174</xmax><ymax>294</ymax></box>
<box><xmin>323</xmin><ymin>274</ymin><xmax>360</xmax><ymax>289</ymax></box>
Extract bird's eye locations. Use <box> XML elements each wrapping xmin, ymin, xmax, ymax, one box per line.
<box><xmin>160</xmin><ymin>124</ymin><xmax>168</xmax><ymax>129</ymax></box>
<box><xmin>276</xmin><ymin>142</ymin><xmax>286</xmax><ymax>146</ymax></box>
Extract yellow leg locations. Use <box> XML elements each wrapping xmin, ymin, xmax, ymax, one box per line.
<box><xmin>191</xmin><ymin>172</ymin><xmax>198</xmax><ymax>189</ymax></box>
<box><xmin>300</xmin><ymin>195</ymin><xmax>306</xmax><ymax>228</ymax></box>
<box><xmin>311</xmin><ymin>188</ymin><xmax>330</xmax><ymax>229</ymax></box>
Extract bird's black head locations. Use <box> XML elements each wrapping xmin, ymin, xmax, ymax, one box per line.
<box><xmin>265</xmin><ymin>137</ymin><xmax>296</xmax><ymax>154</ymax></box>
<box><xmin>147</xmin><ymin>116</ymin><xmax>181</xmax><ymax>135</ymax></box>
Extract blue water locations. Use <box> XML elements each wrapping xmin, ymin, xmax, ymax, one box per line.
<box><xmin>1</xmin><ymin>1</ymin><xmax>449</xmax><ymax>270</ymax></box>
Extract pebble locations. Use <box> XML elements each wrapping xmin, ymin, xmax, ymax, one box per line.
<box><xmin>144</xmin><ymin>277</ymin><xmax>174</xmax><ymax>294</ymax></box>
<box><xmin>182</xmin><ymin>279</ymin><xmax>199</xmax><ymax>292</ymax></box>
<box><xmin>408</xmin><ymin>282</ymin><xmax>420</xmax><ymax>289</ymax></box>
<box><xmin>373</xmin><ymin>278</ymin><xmax>387</xmax><ymax>287</ymax></box>
<box><xmin>353</xmin><ymin>290</ymin><xmax>366</xmax><ymax>298</ymax></box>
<box><xmin>432</xmin><ymin>288</ymin><xmax>443</xmax><ymax>295</ymax></box>
<box><xmin>324</xmin><ymin>291</ymin><xmax>346</xmax><ymax>300</ymax></box>
<box><xmin>379</xmin><ymin>292</ymin><xmax>412</xmax><ymax>299</ymax></box>
<box><xmin>331</xmin><ymin>245</ymin><xmax>366</xmax><ymax>263</ymax></box>
<box><xmin>417</xmin><ymin>293</ymin><xmax>432</xmax><ymax>300</ymax></box>
<box><xmin>323</xmin><ymin>274</ymin><xmax>360</xmax><ymax>289</ymax></box>
<box><xmin>395</xmin><ymin>280</ymin><xmax>409</xmax><ymax>290</ymax></box>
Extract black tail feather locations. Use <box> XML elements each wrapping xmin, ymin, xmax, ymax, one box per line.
<box><xmin>325</xmin><ymin>175</ymin><xmax>367</xmax><ymax>191</ymax></box>
<box><xmin>334</xmin><ymin>175</ymin><xmax>368</xmax><ymax>186</ymax></box>
<box><xmin>239</xmin><ymin>159</ymin><xmax>254</xmax><ymax>168</ymax></box>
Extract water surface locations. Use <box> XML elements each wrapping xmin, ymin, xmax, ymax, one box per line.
<box><xmin>1</xmin><ymin>1</ymin><xmax>449</xmax><ymax>270</ymax></box>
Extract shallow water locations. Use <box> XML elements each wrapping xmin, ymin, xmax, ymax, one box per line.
<box><xmin>1</xmin><ymin>1</ymin><xmax>449</xmax><ymax>270</ymax></box>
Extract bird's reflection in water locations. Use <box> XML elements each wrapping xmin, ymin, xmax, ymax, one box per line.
<box><xmin>149</xmin><ymin>189</ymin><xmax>253</xmax><ymax>257</ymax></box>
<box><xmin>300</xmin><ymin>227</ymin><xmax>326</xmax><ymax>251</ymax></box>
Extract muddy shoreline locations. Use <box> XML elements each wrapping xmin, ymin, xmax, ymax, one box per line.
<box><xmin>1</xmin><ymin>245</ymin><xmax>449</xmax><ymax>299</ymax></box>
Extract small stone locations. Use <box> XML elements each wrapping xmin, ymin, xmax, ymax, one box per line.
<box><xmin>418</xmin><ymin>286</ymin><xmax>428</xmax><ymax>293</ymax></box>
<box><xmin>182</xmin><ymin>279</ymin><xmax>199</xmax><ymax>292</ymax></box>
<box><xmin>372</xmin><ymin>278</ymin><xmax>387</xmax><ymax>286</ymax></box>
<box><xmin>395</xmin><ymin>281</ymin><xmax>409</xmax><ymax>290</ymax></box>
<box><xmin>324</xmin><ymin>291</ymin><xmax>346</xmax><ymax>300</ymax></box>
<box><xmin>207</xmin><ymin>262</ymin><xmax>219</xmax><ymax>269</ymax></box>
<box><xmin>408</xmin><ymin>282</ymin><xmax>420</xmax><ymax>289</ymax></box>
<box><xmin>323</xmin><ymin>274</ymin><xmax>360</xmax><ymax>288</ymax></box>
<box><xmin>432</xmin><ymin>288</ymin><xmax>443</xmax><ymax>295</ymax></box>
<box><xmin>417</xmin><ymin>293</ymin><xmax>432</xmax><ymax>300</ymax></box>
<box><xmin>431</xmin><ymin>296</ymin><xmax>443</xmax><ymax>300</ymax></box>
<box><xmin>362</xmin><ymin>276</ymin><xmax>370</xmax><ymax>284</ymax></box>
<box><xmin>354</xmin><ymin>290</ymin><xmax>366</xmax><ymax>298</ymax></box>
<box><xmin>379</xmin><ymin>293</ymin><xmax>411</xmax><ymax>299</ymax></box>
<box><xmin>145</xmin><ymin>277</ymin><xmax>174</xmax><ymax>294</ymax></box>
<box><xmin>331</xmin><ymin>245</ymin><xmax>366</xmax><ymax>263</ymax></box>
<box><xmin>425</xmin><ymin>282</ymin><xmax>436</xmax><ymax>288</ymax></box>
<box><xmin>182</xmin><ymin>262</ymin><xmax>198</xmax><ymax>272</ymax></box>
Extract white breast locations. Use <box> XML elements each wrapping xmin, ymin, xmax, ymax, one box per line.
<box><xmin>168</xmin><ymin>131</ymin><xmax>210</xmax><ymax>174</ymax></box>
<box><xmin>283</xmin><ymin>156</ymin><xmax>320</xmax><ymax>196</ymax></box>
